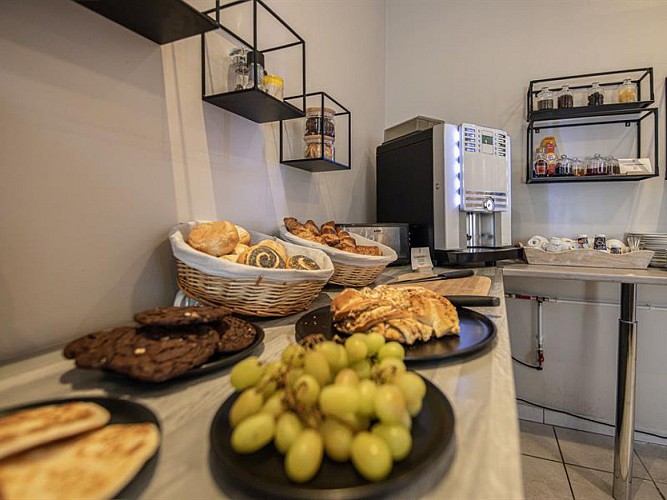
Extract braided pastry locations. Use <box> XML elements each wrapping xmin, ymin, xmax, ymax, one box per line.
<box><xmin>286</xmin><ymin>255</ymin><xmax>320</xmax><ymax>270</ymax></box>
<box><xmin>240</xmin><ymin>245</ymin><xmax>286</xmax><ymax>269</ymax></box>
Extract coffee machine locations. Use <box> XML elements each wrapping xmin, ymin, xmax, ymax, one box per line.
<box><xmin>376</xmin><ymin>119</ymin><xmax>520</xmax><ymax>265</ymax></box>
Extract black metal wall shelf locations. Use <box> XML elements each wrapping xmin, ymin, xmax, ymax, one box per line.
<box><xmin>280</xmin><ymin>92</ymin><xmax>351</xmax><ymax>172</ymax></box>
<box><xmin>201</xmin><ymin>0</ymin><xmax>306</xmax><ymax>124</ymax></box>
<box><xmin>526</xmin><ymin>68</ymin><xmax>659</xmax><ymax>184</ymax></box>
<box><xmin>72</xmin><ymin>0</ymin><xmax>218</xmax><ymax>44</ymax></box>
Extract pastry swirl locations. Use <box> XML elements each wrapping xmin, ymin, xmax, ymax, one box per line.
<box><xmin>286</xmin><ymin>255</ymin><xmax>320</xmax><ymax>270</ymax></box>
<box><xmin>243</xmin><ymin>245</ymin><xmax>286</xmax><ymax>269</ymax></box>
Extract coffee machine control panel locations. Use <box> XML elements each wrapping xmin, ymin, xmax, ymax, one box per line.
<box><xmin>459</xmin><ymin>123</ymin><xmax>510</xmax><ymax>213</ymax></box>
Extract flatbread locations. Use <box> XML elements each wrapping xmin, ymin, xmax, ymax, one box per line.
<box><xmin>0</xmin><ymin>423</ymin><xmax>160</xmax><ymax>500</ymax></box>
<box><xmin>0</xmin><ymin>402</ymin><xmax>110</xmax><ymax>460</ymax></box>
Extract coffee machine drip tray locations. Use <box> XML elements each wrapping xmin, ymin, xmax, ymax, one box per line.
<box><xmin>438</xmin><ymin>246</ymin><xmax>523</xmax><ymax>266</ymax></box>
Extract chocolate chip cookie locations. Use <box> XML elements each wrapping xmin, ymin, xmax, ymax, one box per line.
<box><xmin>133</xmin><ymin>306</ymin><xmax>231</xmax><ymax>327</ymax></box>
<box><xmin>216</xmin><ymin>316</ymin><xmax>258</xmax><ymax>353</ymax></box>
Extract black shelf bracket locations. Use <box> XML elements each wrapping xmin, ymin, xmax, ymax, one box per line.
<box><xmin>200</xmin><ymin>0</ymin><xmax>306</xmax><ymax>123</ymax></box>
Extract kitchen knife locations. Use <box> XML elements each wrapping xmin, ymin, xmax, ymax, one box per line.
<box><xmin>393</xmin><ymin>269</ymin><xmax>475</xmax><ymax>284</ymax></box>
<box><xmin>445</xmin><ymin>295</ymin><xmax>500</xmax><ymax>308</ymax></box>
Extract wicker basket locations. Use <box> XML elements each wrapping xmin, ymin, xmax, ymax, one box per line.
<box><xmin>279</xmin><ymin>225</ymin><xmax>397</xmax><ymax>288</ymax></box>
<box><xmin>170</xmin><ymin>222</ymin><xmax>334</xmax><ymax>317</ymax></box>
<box><xmin>176</xmin><ymin>260</ymin><xmax>327</xmax><ymax>316</ymax></box>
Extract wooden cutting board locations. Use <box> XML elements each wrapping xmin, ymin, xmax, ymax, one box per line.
<box><xmin>387</xmin><ymin>274</ymin><xmax>492</xmax><ymax>296</ymax></box>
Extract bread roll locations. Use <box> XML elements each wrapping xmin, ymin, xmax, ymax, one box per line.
<box><xmin>235</xmin><ymin>225</ymin><xmax>251</xmax><ymax>245</ymax></box>
<box><xmin>257</xmin><ymin>239</ymin><xmax>288</xmax><ymax>263</ymax></box>
<box><xmin>187</xmin><ymin>221</ymin><xmax>239</xmax><ymax>257</ymax></box>
<box><xmin>231</xmin><ymin>243</ymin><xmax>249</xmax><ymax>255</ymax></box>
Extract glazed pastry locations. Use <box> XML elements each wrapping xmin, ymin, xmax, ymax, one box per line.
<box><xmin>320</xmin><ymin>221</ymin><xmax>337</xmax><ymax>235</ymax></box>
<box><xmin>187</xmin><ymin>221</ymin><xmax>239</xmax><ymax>257</ymax></box>
<box><xmin>258</xmin><ymin>239</ymin><xmax>288</xmax><ymax>262</ymax></box>
<box><xmin>235</xmin><ymin>225</ymin><xmax>251</xmax><ymax>245</ymax></box>
<box><xmin>352</xmin><ymin>245</ymin><xmax>383</xmax><ymax>256</ymax></box>
<box><xmin>241</xmin><ymin>245</ymin><xmax>286</xmax><ymax>269</ymax></box>
<box><xmin>304</xmin><ymin>220</ymin><xmax>320</xmax><ymax>236</ymax></box>
<box><xmin>283</xmin><ymin>217</ymin><xmax>301</xmax><ymax>232</ymax></box>
<box><xmin>286</xmin><ymin>255</ymin><xmax>320</xmax><ymax>271</ymax></box>
<box><xmin>320</xmin><ymin>233</ymin><xmax>340</xmax><ymax>246</ymax></box>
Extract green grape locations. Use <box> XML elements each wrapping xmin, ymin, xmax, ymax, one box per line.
<box><xmin>334</xmin><ymin>368</ymin><xmax>359</xmax><ymax>386</ymax></box>
<box><xmin>321</xmin><ymin>418</ymin><xmax>354</xmax><ymax>462</ymax></box>
<box><xmin>261</xmin><ymin>389</ymin><xmax>286</xmax><ymax>417</ymax></box>
<box><xmin>374</xmin><ymin>384</ymin><xmax>407</xmax><ymax>424</ymax></box>
<box><xmin>230</xmin><ymin>357</ymin><xmax>264</xmax><ymax>390</ymax></box>
<box><xmin>275</xmin><ymin>411</ymin><xmax>303</xmax><ymax>454</ymax></box>
<box><xmin>406</xmin><ymin>397</ymin><xmax>422</xmax><ymax>417</ymax></box>
<box><xmin>293</xmin><ymin>374</ymin><xmax>320</xmax><ymax>406</ymax></box>
<box><xmin>229</xmin><ymin>388</ymin><xmax>264</xmax><ymax>427</ymax></box>
<box><xmin>357</xmin><ymin>379</ymin><xmax>378</xmax><ymax>417</ymax></box>
<box><xmin>231</xmin><ymin>412</ymin><xmax>275</xmax><ymax>453</ymax></box>
<box><xmin>351</xmin><ymin>359</ymin><xmax>372</xmax><ymax>379</ymax></box>
<box><xmin>319</xmin><ymin>385</ymin><xmax>360</xmax><ymax>418</ymax></box>
<box><xmin>303</xmin><ymin>351</ymin><xmax>331</xmax><ymax>386</ymax></box>
<box><xmin>363</xmin><ymin>332</ymin><xmax>386</xmax><ymax>355</ymax></box>
<box><xmin>256</xmin><ymin>374</ymin><xmax>278</xmax><ymax>399</ymax></box>
<box><xmin>339</xmin><ymin>412</ymin><xmax>371</xmax><ymax>432</ymax></box>
<box><xmin>377</xmin><ymin>358</ymin><xmax>407</xmax><ymax>380</ymax></box>
<box><xmin>350</xmin><ymin>432</ymin><xmax>393</xmax><ymax>481</ymax></box>
<box><xmin>345</xmin><ymin>336</ymin><xmax>368</xmax><ymax>363</ymax></box>
<box><xmin>315</xmin><ymin>341</ymin><xmax>340</xmax><ymax>370</ymax></box>
<box><xmin>285</xmin><ymin>429</ymin><xmax>324</xmax><ymax>483</ymax></box>
<box><xmin>332</xmin><ymin>344</ymin><xmax>350</xmax><ymax>372</ymax></box>
<box><xmin>399</xmin><ymin>408</ymin><xmax>413</xmax><ymax>430</ymax></box>
<box><xmin>286</xmin><ymin>368</ymin><xmax>303</xmax><ymax>388</ymax></box>
<box><xmin>378</xmin><ymin>342</ymin><xmax>405</xmax><ymax>361</ymax></box>
<box><xmin>394</xmin><ymin>371</ymin><xmax>426</xmax><ymax>408</ymax></box>
<box><xmin>281</xmin><ymin>344</ymin><xmax>305</xmax><ymax>368</ymax></box>
<box><xmin>372</xmin><ymin>422</ymin><xmax>412</xmax><ymax>461</ymax></box>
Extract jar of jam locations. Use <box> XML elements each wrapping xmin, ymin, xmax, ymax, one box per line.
<box><xmin>556</xmin><ymin>155</ymin><xmax>572</xmax><ymax>176</ymax></box>
<box><xmin>588</xmin><ymin>82</ymin><xmax>604</xmax><ymax>106</ymax></box>
<box><xmin>536</xmin><ymin>86</ymin><xmax>554</xmax><ymax>110</ymax></box>
<box><xmin>587</xmin><ymin>154</ymin><xmax>607</xmax><ymax>175</ymax></box>
<box><xmin>572</xmin><ymin>158</ymin><xmax>586</xmax><ymax>177</ymax></box>
<box><xmin>304</xmin><ymin>135</ymin><xmax>334</xmax><ymax>160</ymax></box>
<box><xmin>618</xmin><ymin>78</ymin><xmax>638</xmax><ymax>103</ymax></box>
<box><xmin>558</xmin><ymin>85</ymin><xmax>574</xmax><ymax>108</ymax></box>
<box><xmin>305</xmin><ymin>107</ymin><xmax>335</xmax><ymax>138</ymax></box>
<box><xmin>534</xmin><ymin>151</ymin><xmax>547</xmax><ymax>177</ymax></box>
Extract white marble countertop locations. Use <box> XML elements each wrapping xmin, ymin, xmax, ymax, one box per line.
<box><xmin>0</xmin><ymin>267</ymin><xmax>523</xmax><ymax>500</ymax></box>
<box><xmin>502</xmin><ymin>263</ymin><xmax>667</xmax><ymax>285</ymax></box>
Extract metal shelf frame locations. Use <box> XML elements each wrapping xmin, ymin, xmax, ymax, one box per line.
<box><xmin>200</xmin><ymin>0</ymin><xmax>306</xmax><ymax>123</ymax></box>
<box><xmin>280</xmin><ymin>92</ymin><xmax>351</xmax><ymax>172</ymax></box>
<box><xmin>525</xmin><ymin>68</ymin><xmax>659</xmax><ymax>184</ymax></box>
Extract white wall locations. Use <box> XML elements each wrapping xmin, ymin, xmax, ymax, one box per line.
<box><xmin>0</xmin><ymin>0</ymin><xmax>385</xmax><ymax>361</ymax></box>
<box><xmin>386</xmin><ymin>0</ymin><xmax>667</xmax><ymax>434</ymax></box>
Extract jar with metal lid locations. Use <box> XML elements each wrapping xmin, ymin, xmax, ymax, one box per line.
<box><xmin>587</xmin><ymin>154</ymin><xmax>607</xmax><ymax>175</ymax></box>
<box><xmin>587</xmin><ymin>82</ymin><xmax>604</xmax><ymax>106</ymax></box>
<box><xmin>558</xmin><ymin>85</ymin><xmax>574</xmax><ymax>108</ymax></box>
<box><xmin>571</xmin><ymin>157</ymin><xmax>586</xmax><ymax>177</ymax></box>
<box><xmin>227</xmin><ymin>48</ymin><xmax>248</xmax><ymax>92</ymax></box>
<box><xmin>245</xmin><ymin>51</ymin><xmax>266</xmax><ymax>91</ymax></box>
<box><xmin>304</xmin><ymin>135</ymin><xmax>334</xmax><ymax>160</ymax></box>
<box><xmin>618</xmin><ymin>78</ymin><xmax>637</xmax><ymax>103</ymax></box>
<box><xmin>534</xmin><ymin>150</ymin><xmax>547</xmax><ymax>177</ymax></box>
<box><xmin>305</xmin><ymin>107</ymin><xmax>335</xmax><ymax>138</ymax></box>
<box><xmin>555</xmin><ymin>155</ymin><xmax>573</xmax><ymax>176</ymax></box>
<box><xmin>607</xmin><ymin>156</ymin><xmax>620</xmax><ymax>175</ymax></box>
<box><xmin>536</xmin><ymin>86</ymin><xmax>554</xmax><ymax>110</ymax></box>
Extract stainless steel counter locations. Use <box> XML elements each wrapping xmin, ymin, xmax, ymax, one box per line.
<box><xmin>0</xmin><ymin>267</ymin><xmax>523</xmax><ymax>499</ymax></box>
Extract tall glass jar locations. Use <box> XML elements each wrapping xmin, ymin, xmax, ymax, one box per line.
<box><xmin>534</xmin><ymin>150</ymin><xmax>547</xmax><ymax>177</ymax></box>
<box><xmin>304</xmin><ymin>107</ymin><xmax>336</xmax><ymax>138</ymax></box>
<box><xmin>587</xmin><ymin>82</ymin><xmax>604</xmax><ymax>106</ymax></box>
<box><xmin>558</xmin><ymin>85</ymin><xmax>574</xmax><ymax>108</ymax></box>
<box><xmin>571</xmin><ymin>158</ymin><xmax>586</xmax><ymax>177</ymax></box>
<box><xmin>536</xmin><ymin>86</ymin><xmax>554</xmax><ymax>110</ymax></box>
<box><xmin>245</xmin><ymin>51</ymin><xmax>266</xmax><ymax>91</ymax></box>
<box><xmin>227</xmin><ymin>48</ymin><xmax>248</xmax><ymax>92</ymax></box>
<box><xmin>618</xmin><ymin>78</ymin><xmax>638</xmax><ymax>103</ymax></box>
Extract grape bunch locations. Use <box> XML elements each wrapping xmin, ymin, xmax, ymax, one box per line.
<box><xmin>226</xmin><ymin>333</ymin><xmax>427</xmax><ymax>483</ymax></box>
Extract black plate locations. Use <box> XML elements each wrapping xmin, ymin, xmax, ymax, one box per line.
<box><xmin>0</xmin><ymin>397</ymin><xmax>160</xmax><ymax>499</ymax></box>
<box><xmin>295</xmin><ymin>306</ymin><xmax>497</xmax><ymax>363</ymax></box>
<box><xmin>76</xmin><ymin>322</ymin><xmax>264</xmax><ymax>384</ymax></box>
<box><xmin>209</xmin><ymin>378</ymin><xmax>455</xmax><ymax>499</ymax></box>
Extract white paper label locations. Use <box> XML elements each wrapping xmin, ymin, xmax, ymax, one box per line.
<box><xmin>411</xmin><ymin>247</ymin><xmax>434</xmax><ymax>273</ymax></box>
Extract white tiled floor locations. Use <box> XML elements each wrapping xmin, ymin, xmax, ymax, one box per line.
<box><xmin>520</xmin><ymin>420</ymin><xmax>667</xmax><ymax>500</ymax></box>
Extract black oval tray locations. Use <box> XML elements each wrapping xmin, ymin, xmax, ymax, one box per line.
<box><xmin>295</xmin><ymin>306</ymin><xmax>496</xmax><ymax>364</ymax></box>
<box><xmin>209</xmin><ymin>378</ymin><xmax>455</xmax><ymax>499</ymax></box>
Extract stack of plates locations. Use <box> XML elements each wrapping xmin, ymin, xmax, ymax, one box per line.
<box><xmin>626</xmin><ymin>233</ymin><xmax>667</xmax><ymax>267</ymax></box>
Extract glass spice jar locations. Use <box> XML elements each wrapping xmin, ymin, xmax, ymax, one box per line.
<box><xmin>304</xmin><ymin>135</ymin><xmax>334</xmax><ymax>160</ymax></box>
<box><xmin>536</xmin><ymin>86</ymin><xmax>554</xmax><ymax>110</ymax></box>
<box><xmin>558</xmin><ymin>85</ymin><xmax>574</xmax><ymax>108</ymax></box>
<box><xmin>571</xmin><ymin>158</ymin><xmax>586</xmax><ymax>177</ymax></box>
<box><xmin>587</xmin><ymin>154</ymin><xmax>607</xmax><ymax>175</ymax></box>
<box><xmin>556</xmin><ymin>155</ymin><xmax>572</xmax><ymax>176</ymax></box>
<box><xmin>588</xmin><ymin>82</ymin><xmax>604</xmax><ymax>106</ymax></box>
<box><xmin>227</xmin><ymin>48</ymin><xmax>248</xmax><ymax>92</ymax></box>
<box><xmin>618</xmin><ymin>78</ymin><xmax>638</xmax><ymax>103</ymax></box>
<box><xmin>304</xmin><ymin>107</ymin><xmax>336</xmax><ymax>138</ymax></box>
